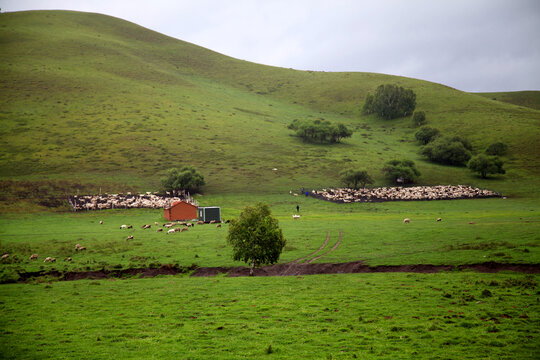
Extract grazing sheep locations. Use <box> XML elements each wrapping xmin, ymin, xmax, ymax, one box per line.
<box><xmin>43</xmin><ymin>257</ymin><xmax>56</xmax><ymax>263</ymax></box>
<box><xmin>126</xmin><ymin>235</ymin><xmax>134</xmax><ymax>240</ymax></box>
<box><xmin>1</xmin><ymin>253</ymin><xmax>9</xmax><ymax>260</ymax></box>
<box><xmin>65</xmin><ymin>257</ymin><xmax>72</xmax><ymax>262</ymax></box>
<box><xmin>75</xmin><ymin>244</ymin><xmax>87</xmax><ymax>251</ymax></box>
<box><xmin>127</xmin><ymin>225</ymin><xmax>133</xmax><ymax>229</ymax></box>
<box><xmin>403</xmin><ymin>218</ymin><xmax>410</xmax><ymax>223</ymax></box>
<box><xmin>293</xmin><ymin>214</ymin><xmax>300</xmax><ymax>220</ymax></box>
<box><xmin>99</xmin><ymin>220</ymin><xmax>103</xmax><ymax>225</ymax></box>
<box><xmin>209</xmin><ymin>220</ymin><xmax>216</xmax><ymax>224</ymax></box>
<box><xmin>156</xmin><ymin>228</ymin><xmax>163</xmax><ymax>232</ymax></box>
<box><xmin>154</xmin><ymin>222</ymin><xmax>159</xmax><ymax>226</ymax></box>
<box><xmin>216</xmin><ymin>224</ymin><xmax>222</xmax><ymax>228</ymax></box>
<box><xmin>29</xmin><ymin>254</ymin><xmax>38</xmax><ymax>260</ymax></box>
<box><xmin>167</xmin><ymin>229</ymin><xmax>176</xmax><ymax>234</ymax></box>
<box><xmin>187</xmin><ymin>223</ymin><xmax>193</xmax><ymax>227</ymax></box>
<box><xmin>174</xmin><ymin>227</ymin><xmax>181</xmax><ymax>232</ymax></box>
<box><xmin>437</xmin><ymin>218</ymin><xmax>442</xmax><ymax>222</ymax></box>
<box><xmin>120</xmin><ymin>224</ymin><xmax>127</xmax><ymax>229</ymax></box>
<box><xmin>197</xmin><ymin>221</ymin><xmax>205</xmax><ymax>225</ymax></box>
<box><xmin>181</xmin><ymin>227</ymin><xmax>189</xmax><ymax>232</ymax></box>
<box><xmin>469</xmin><ymin>221</ymin><xmax>475</xmax><ymax>225</ymax></box>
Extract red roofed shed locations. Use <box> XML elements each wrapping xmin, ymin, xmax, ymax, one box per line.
<box><xmin>164</xmin><ymin>201</ymin><xmax>198</xmax><ymax>221</ymax></box>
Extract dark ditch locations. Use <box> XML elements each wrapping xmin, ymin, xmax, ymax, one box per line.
<box><xmin>6</xmin><ymin>261</ymin><xmax>539</xmax><ymax>283</ymax></box>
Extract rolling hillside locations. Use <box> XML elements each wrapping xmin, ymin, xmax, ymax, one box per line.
<box><xmin>1</xmin><ymin>10</ymin><xmax>539</xmax><ymax>197</ymax></box>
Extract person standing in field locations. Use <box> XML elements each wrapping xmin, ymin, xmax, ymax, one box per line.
<box><xmin>296</xmin><ymin>205</ymin><xmax>300</xmax><ymax>213</ymax></box>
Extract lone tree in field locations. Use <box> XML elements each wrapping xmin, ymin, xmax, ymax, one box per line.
<box><xmin>363</xmin><ymin>84</ymin><xmax>416</xmax><ymax>120</ymax></box>
<box><xmin>161</xmin><ymin>166</ymin><xmax>205</xmax><ymax>194</ymax></box>
<box><xmin>468</xmin><ymin>154</ymin><xmax>505</xmax><ymax>178</ymax></box>
<box><xmin>227</xmin><ymin>203</ymin><xmax>286</xmax><ymax>276</ymax></box>
<box><xmin>340</xmin><ymin>169</ymin><xmax>374</xmax><ymax>189</ymax></box>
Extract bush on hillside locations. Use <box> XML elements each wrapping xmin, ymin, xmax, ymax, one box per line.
<box><xmin>363</xmin><ymin>84</ymin><xmax>416</xmax><ymax>120</ymax></box>
<box><xmin>340</xmin><ymin>169</ymin><xmax>374</xmax><ymax>189</ymax></box>
<box><xmin>412</xmin><ymin>111</ymin><xmax>427</xmax><ymax>126</ymax></box>
<box><xmin>468</xmin><ymin>154</ymin><xmax>505</xmax><ymax>178</ymax></box>
<box><xmin>421</xmin><ymin>136</ymin><xmax>472</xmax><ymax>166</ymax></box>
<box><xmin>161</xmin><ymin>166</ymin><xmax>205</xmax><ymax>194</ymax></box>
<box><xmin>382</xmin><ymin>159</ymin><xmax>421</xmax><ymax>184</ymax></box>
<box><xmin>414</xmin><ymin>126</ymin><xmax>441</xmax><ymax>145</ymax></box>
<box><xmin>289</xmin><ymin>119</ymin><xmax>352</xmax><ymax>144</ymax></box>
<box><xmin>485</xmin><ymin>142</ymin><xmax>508</xmax><ymax>156</ymax></box>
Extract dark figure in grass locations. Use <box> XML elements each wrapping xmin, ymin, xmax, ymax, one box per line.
<box><xmin>296</xmin><ymin>205</ymin><xmax>300</xmax><ymax>213</ymax></box>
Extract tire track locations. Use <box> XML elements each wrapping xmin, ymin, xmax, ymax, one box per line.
<box><xmin>291</xmin><ymin>230</ymin><xmax>331</xmax><ymax>264</ymax></box>
<box><xmin>306</xmin><ymin>230</ymin><xmax>343</xmax><ymax>264</ymax></box>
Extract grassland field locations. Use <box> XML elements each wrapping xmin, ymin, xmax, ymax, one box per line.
<box><xmin>1</xmin><ymin>273</ymin><xmax>538</xmax><ymax>359</ymax></box>
<box><xmin>1</xmin><ymin>10</ymin><xmax>539</xmax><ymax>359</ymax></box>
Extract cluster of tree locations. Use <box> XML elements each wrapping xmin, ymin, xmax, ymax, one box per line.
<box><xmin>288</xmin><ymin>119</ymin><xmax>352</xmax><ymax>144</ymax></box>
<box><xmin>227</xmin><ymin>203</ymin><xmax>286</xmax><ymax>276</ymax></box>
<box><xmin>340</xmin><ymin>159</ymin><xmax>420</xmax><ymax>189</ymax></box>
<box><xmin>420</xmin><ymin>135</ymin><xmax>473</xmax><ymax>166</ymax></box>
<box><xmin>467</xmin><ymin>154</ymin><xmax>505</xmax><ymax>178</ymax></box>
<box><xmin>413</xmin><ymin>124</ymin><xmax>508</xmax><ymax>177</ymax></box>
<box><xmin>161</xmin><ymin>166</ymin><xmax>205</xmax><ymax>194</ymax></box>
<box><xmin>363</xmin><ymin>84</ymin><xmax>416</xmax><ymax>120</ymax></box>
<box><xmin>340</xmin><ymin>169</ymin><xmax>374</xmax><ymax>189</ymax></box>
<box><xmin>382</xmin><ymin>159</ymin><xmax>421</xmax><ymax>184</ymax></box>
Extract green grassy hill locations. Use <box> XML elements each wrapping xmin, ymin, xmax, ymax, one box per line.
<box><xmin>1</xmin><ymin>10</ymin><xmax>539</xmax><ymax>198</ymax></box>
<box><xmin>476</xmin><ymin>91</ymin><xmax>540</xmax><ymax>111</ymax></box>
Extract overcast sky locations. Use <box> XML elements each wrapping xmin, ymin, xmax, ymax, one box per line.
<box><xmin>2</xmin><ymin>0</ymin><xmax>539</xmax><ymax>92</ymax></box>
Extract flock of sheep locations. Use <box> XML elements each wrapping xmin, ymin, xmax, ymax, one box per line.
<box><xmin>308</xmin><ymin>185</ymin><xmax>500</xmax><ymax>203</ymax></box>
<box><xmin>0</xmin><ymin>218</ymin><xmax>224</xmax><ymax>265</ymax></box>
<box><xmin>68</xmin><ymin>192</ymin><xmax>199</xmax><ymax>211</ymax></box>
<box><xmin>120</xmin><ymin>220</ymin><xmax>222</xmax><ymax>237</ymax></box>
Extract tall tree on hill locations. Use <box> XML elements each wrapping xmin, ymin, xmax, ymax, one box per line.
<box><xmin>161</xmin><ymin>166</ymin><xmax>205</xmax><ymax>194</ymax></box>
<box><xmin>227</xmin><ymin>203</ymin><xmax>286</xmax><ymax>276</ymax></box>
<box><xmin>363</xmin><ymin>84</ymin><xmax>416</xmax><ymax>119</ymax></box>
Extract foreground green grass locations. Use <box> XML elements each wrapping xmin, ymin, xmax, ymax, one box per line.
<box><xmin>0</xmin><ymin>272</ymin><xmax>538</xmax><ymax>359</ymax></box>
<box><xmin>1</xmin><ymin>195</ymin><xmax>538</xmax><ymax>278</ymax></box>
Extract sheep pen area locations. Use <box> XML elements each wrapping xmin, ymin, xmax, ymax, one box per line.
<box><xmin>67</xmin><ymin>192</ymin><xmax>198</xmax><ymax>211</ymax></box>
<box><xmin>308</xmin><ymin>185</ymin><xmax>501</xmax><ymax>203</ymax></box>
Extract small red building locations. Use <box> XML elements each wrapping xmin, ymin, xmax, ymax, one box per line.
<box><xmin>163</xmin><ymin>201</ymin><xmax>198</xmax><ymax>221</ymax></box>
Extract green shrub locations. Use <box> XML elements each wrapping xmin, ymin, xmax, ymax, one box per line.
<box><xmin>421</xmin><ymin>136</ymin><xmax>472</xmax><ymax>166</ymax></box>
<box><xmin>289</xmin><ymin>119</ymin><xmax>352</xmax><ymax>144</ymax></box>
<box><xmin>485</xmin><ymin>142</ymin><xmax>508</xmax><ymax>156</ymax></box>
<box><xmin>363</xmin><ymin>84</ymin><xmax>416</xmax><ymax>119</ymax></box>
<box><xmin>161</xmin><ymin>166</ymin><xmax>205</xmax><ymax>194</ymax></box>
<box><xmin>467</xmin><ymin>154</ymin><xmax>505</xmax><ymax>178</ymax></box>
<box><xmin>414</xmin><ymin>126</ymin><xmax>440</xmax><ymax>144</ymax></box>
<box><xmin>340</xmin><ymin>169</ymin><xmax>373</xmax><ymax>189</ymax></box>
<box><xmin>382</xmin><ymin>159</ymin><xmax>421</xmax><ymax>184</ymax></box>
<box><xmin>412</xmin><ymin>111</ymin><xmax>427</xmax><ymax>126</ymax></box>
